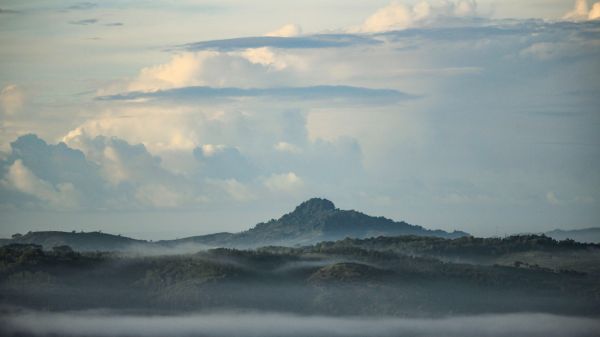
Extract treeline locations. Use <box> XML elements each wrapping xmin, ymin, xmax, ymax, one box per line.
<box><xmin>1</xmin><ymin>238</ymin><xmax>599</xmax><ymax>316</ymax></box>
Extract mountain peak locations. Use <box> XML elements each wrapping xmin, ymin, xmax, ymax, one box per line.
<box><xmin>293</xmin><ymin>198</ymin><xmax>336</xmax><ymax>214</ymax></box>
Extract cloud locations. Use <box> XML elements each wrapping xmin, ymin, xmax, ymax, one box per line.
<box><xmin>62</xmin><ymin>106</ymin><xmax>203</xmax><ymax>155</ymax></box>
<box><xmin>356</xmin><ymin>0</ymin><xmax>478</xmax><ymax>33</ymax></box>
<box><xmin>266</xmin><ymin>24</ymin><xmax>302</xmax><ymax>37</ymax></box>
<box><xmin>193</xmin><ymin>144</ymin><xmax>257</xmax><ymax>181</ymax></box>
<box><xmin>1</xmin><ymin>311</ymin><xmax>599</xmax><ymax>337</ymax></box>
<box><xmin>563</xmin><ymin>0</ymin><xmax>600</xmax><ymax>21</ymax></box>
<box><xmin>241</xmin><ymin>47</ymin><xmax>289</xmax><ymax>70</ymax></box>
<box><xmin>4</xmin><ymin>134</ymin><xmax>105</xmax><ymax>202</ymax></box>
<box><xmin>1</xmin><ymin>160</ymin><xmax>79</xmax><ymax>209</ymax></box>
<box><xmin>0</xmin><ymin>133</ymin><xmax>194</xmax><ymax>210</ymax></box>
<box><xmin>179</xmin><ymin>34</ymin><xmax>380</xmax><ymax>52</ymax></box>
<box><xmin>274</xmin><ymin>142</ymin><xmax>302</xmax><ymax>154</ymax></box>
<box><xmin>264</xmin><ymin>172</ymin><xmax>304</xmax><ymax>194</ymax></box>
<box><xmin>5</xmin><ymin>11</ymin><xmax>599</xmax><ymax>227</ymax></box>
<box><xmin>0</xmin><ymin>85</ymin><xmax>24</xmax><ymax>115</ymax></box>
<box><xmin>98</xmin><ymin>85</ymin><xmax>413</xmax><ymax>104</ymax></box>
<box><xmin>120</xmin><ymin>50</ymin><xmax>299</xmax><ymax>92</ymax></box>
<box><xmin>64</xmin><ymin>133</ymin><xmax>171</xmax><ymax>186</ymax></box>
<box><xmin>591</xmin><ymin>3</ymin><xmax>600</xmax><ymax>19</ymax></box>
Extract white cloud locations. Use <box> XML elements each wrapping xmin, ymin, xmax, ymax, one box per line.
<box><xmin>356</xmin><ymin>0</ymin><xmax>478</xmax><ymax>33</ymax></box>
<box><xmin>590</xmin><ymin>2</ymin><xmax>600</xmax><ymax>19</ymax></box>
<box><xmin>0</xmin><ymin>84</ymin><xmax>24</xmax><ymax>115</ymax></box>
<box><xmin>241</xmin><ymin>47</ymin><xmax>291</xmax><ymax>71</ymax></box>
<box><xmin>120</xmin><ymin>49</ymin><xmax>298</xmax><ymax>93</ymax></box>
<box><xmin>265</xmin><ymin>23</ymin><xmax>302</xmax><ymax>37</ymax></box>
<box><xmin>62</xmin><ymin>130</ymin><xmax>173</xmax><ymax>187</ymax></box>
<box><xmin>454</xmin><ymin>0</ymin><xmax>477</xmax><ymax>16</ymax></box>
<box><xmin>264</xmin><ymin>172</ymin><xmax>304</xmax><ymax>194</ymax></box>
<box><xmin>1</xmin><ymin>160</ymin><xmax>78</xmax><ymax>208</ymax></box>
<box><xmin>62</xmin><ymin>106</ymin><xmax>202</xmax><ymax>157</ymax></box>
<box><xmin>274</xmin><ymin>141</ymin><xmax>302</xmax><ymax>154</ymax></box>
<box><xmin>359</xmin><ymin>2</ymin><xmax>414</xmax><ymax>32</ymax></box>
<box><xmin>199</xmin><ymin>144</ymin><xmax>227</xmax><ymax>157</ymax></box>
<box><xmin>130</xmin><ymin>52</ymin><xmax>211</xmax><ymax>91</ymax></box>
<box><xmin>563</xmin><ymin>0</ymin><xmax>600</xmax><ymax>21</ymax></box>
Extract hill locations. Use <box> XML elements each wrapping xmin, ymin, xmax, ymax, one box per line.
<box><xmin>162</xmin><ymin>198</ymin><xmax>469</xmax><ymax>248</ymax></box>
<box><xmin>1</xmin><ymin>239</ymin><xmax>598</xmax><ymax>317</ymax></box>
<box><xmin>545</xmin><ymin>228</ymin><xmax>600</xmax><ymax>244</ymax></box>
<box><xmin>6</xmin><ymin>231</ymin><xmax>148</xmax><ymax>252</ymax></box>
<box><xmin>0</xmin><ymin>198</ymin><xmax>468</xmax><ymax>251</ymax></box>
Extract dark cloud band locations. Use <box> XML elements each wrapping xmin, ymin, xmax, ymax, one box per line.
<box><xmin>97</xmin><ymin>85</ymin><xmax>413</xmax><ymax>103</ymax></box>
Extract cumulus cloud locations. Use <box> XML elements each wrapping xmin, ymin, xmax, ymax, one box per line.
<box><xmin>357</xmin><ymin>0</ymin><xmax>478</xmax><ymax>33</ymax></box>
<box><xmin>265</xmin><ymin>23</ymin><xmax>302</xmax><ymax>37</ymax></box>
<box><xmin>0</xmin><ymin>134</ymin><xmax>195</xmax><ymax>210</ymax></box>
<box><xmin>241</xmin><ymin>47</ymin><xmax>291</xmax><ymax>70</ymax></box>
<box><xmin>1</xmin><ymin>160</ymin><xmax>79</xmax><ymax>208</ymax></box>
<box><xmin>122</xmin><ymin>49</ymin><xmax>299</xmax><ymax>93</ymax></box>
<box><xmin>62</xmin><ymin>106</ymin><xmax>203</xmax><ymax>156</ymax></box>
<box><xmin>0</xmin><ymin>84</ymin><xmax>24</xmax><ymax>115</ymax></box>
<box><xmin>193</xmin><ymin>144</ymin><xmax>257</xmax><ymax>181</ymax></box>
<box><xmin>127</xmin><ymin>52</ymin><xmax>213</xmax><ymax>91</ymax></box>
<box><xmin>591</xmin><ymin>2</ymin><xmax>600</xmax><ymax>19</ymax></box>
<box><xmin>4</xmin><ymin>10</ymin><xmax>598</xmax><ymax>228</ymax></box>
<box><xmin>3</xmin><ymin>134</ymin><xmax>105</xmax><ymax>201</ymax></box>
<box><xmin>64</xmin><ymin>133</ymin><xmax>172</xmax><ymax>186</ymax></box>
<box><xmin>564</xmin><ymin>0</ymin><xmax>600</xmax><ymax>21</ymax></box>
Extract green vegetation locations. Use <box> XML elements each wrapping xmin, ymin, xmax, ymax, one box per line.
<box><xmin>1</xmin><ymin>234</ymin><xmax>599</xmax><ymax>317</ymax></box>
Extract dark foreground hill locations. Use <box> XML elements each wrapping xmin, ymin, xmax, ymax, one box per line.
<box><xmin>0</xmin><ymin>238</ymin><xmax>599</xmax><ymax>317</ymax></box>
<box><xmin>1</xmin><ymin>198</ymin><xmax>468</xmax><ymax>251</ymax></box>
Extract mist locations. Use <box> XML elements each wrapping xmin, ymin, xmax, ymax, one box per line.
<box><xmin>1</xmin><ymin>310</ymin><xmax>599</xmax><ymax>337</ymax></box>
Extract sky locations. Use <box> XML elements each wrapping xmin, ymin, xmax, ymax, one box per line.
<box><xmin>0</xmin><ymin>0</ymin><xmax>599</xmax><ymax>239</ymax></box>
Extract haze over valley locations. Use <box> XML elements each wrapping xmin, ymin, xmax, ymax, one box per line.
<box><xmin>1</xmin><ymin>0</ymin><xmax>600</xmax><ymax>336</ymax></box>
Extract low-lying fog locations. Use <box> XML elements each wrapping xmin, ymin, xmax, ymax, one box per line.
<box><xmin>1</xmin><ymin>310</ymin><xmax>599</xmax><ymax>337</ymax></box>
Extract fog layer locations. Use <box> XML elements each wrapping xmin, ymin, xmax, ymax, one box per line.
<box><xmin>1</xmin><ymin>311</ymin><xmax>599</xmax><ymax>337</ymax></box>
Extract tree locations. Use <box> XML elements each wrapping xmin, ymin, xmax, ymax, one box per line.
<box><xmin>52</xmin><ymin>245</ymin><xmax>75</xmax><ymax>256</ymax></box>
